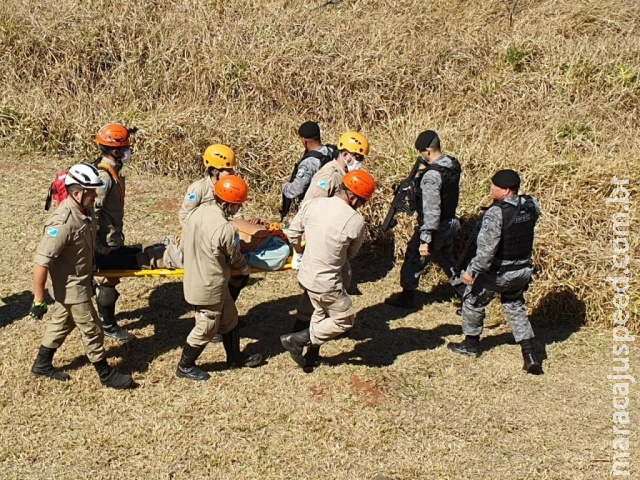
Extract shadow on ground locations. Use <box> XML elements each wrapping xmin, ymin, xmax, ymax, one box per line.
<box><xmin>60</xmin><ymin>282</ymin><xmax>197</xmax><ymax>373</ymax></box>
<box><xmin>350</xmin><ymin>238</ymin><xmax>396</xmax><ymax>286</ymax></box>
<box><xmin>0</xmin><ymin>290</ymin><xmax>33</xmax><ymax>328</ymax></box>
<box><xmin>243</xmin><ymin>291</ymin><xmax>460</xmax><ymax>368</ymax></box>
<box><xmin>476</xmin><ymin>287</ymin><xmax>587</xmax><ymax>362</ymax></box>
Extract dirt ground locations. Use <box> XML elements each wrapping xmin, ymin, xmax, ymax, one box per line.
<box><xmin>0</xmin><ymin>154</ymin><xmax>624</xmax><ymax>479</ymax></box>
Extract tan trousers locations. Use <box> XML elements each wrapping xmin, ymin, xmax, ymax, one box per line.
<box><xmin>186</xmin><ymin>290</ymin><xmax>238</xmax><ymax>348</ymax></box>
<box><xmin>296</xmin><ymin>262</ymin><xmax>352</xmax><ymax>321</ymax></box>
<box><xmin>308</xmin><ymin>289</ymin><xmax>355</xmax><ymax>346</ymax></box>
<box><xmin>42</xmin><ymin>301</ymin><xmax>105</xmax><ymax>363</ymax></box>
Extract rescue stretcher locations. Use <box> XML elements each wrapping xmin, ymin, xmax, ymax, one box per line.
<box><xmin>94</xmin><ymin>222</ymin><xmax>299</xmax><ymax>279</ymax></box>
<box><xmin>94</xmin><ymin>257</ymin><xmax>295</xmax><ymax>279</ymax></box>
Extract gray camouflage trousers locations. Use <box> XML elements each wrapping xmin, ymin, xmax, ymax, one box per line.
<box><xmin>400</xmin><ymin>220</ymin><xmax>459</xmax><ymax>291</ymax></box>
<box><xmin>461</xmin><ymin>266</ymin><xmax>535</xmax><ymax>342</ymax></box>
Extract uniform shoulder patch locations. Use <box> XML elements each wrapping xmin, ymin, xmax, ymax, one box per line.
<box><xmin>187</xmin><ymin>193</ymin><xmax>197</xmax><ymax>201</ymax></box>
<box><xmin>46</xmin><ymin>227</ymin><xmax>59</xmax><ymax>237</ymax></box>
<box><xmin>317</xmin><ymin>180</ymin><xmax>328</xmax><ymax>189</ymax></box>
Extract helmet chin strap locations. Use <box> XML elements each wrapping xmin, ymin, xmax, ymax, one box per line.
<box><xmin>71</xmin><ymin>188</ymin><xmax>89</xmax><ymax>213</ymax></box>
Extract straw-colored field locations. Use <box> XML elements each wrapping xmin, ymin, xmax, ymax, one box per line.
<box><xmin>0</xmin><ymin>156</ymin><xmax>624</xmax><ymax>479</ymax></box>
<box><xmin>1</xmin><ymin>0</ymin><xmax>638</xmax><ymax>477</ymax></box>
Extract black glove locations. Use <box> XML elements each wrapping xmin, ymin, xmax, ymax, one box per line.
<box><xmin>228</xmin><ymin>274</ymin><xmax>250</xmax><ymax>301</ymax></box>
<box><xmin>29</xmin><ymin>301</ymin><xmax>48</xmax><ymax>320</ymax></box>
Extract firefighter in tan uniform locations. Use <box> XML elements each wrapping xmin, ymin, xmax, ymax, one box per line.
<box><xmin>281</xmin><ymin>170</ymin><xmax>376</xmax><ymax>372</ymax></box>
<box><xmin>29</xmin><ymin>163</ymin><xmax>134</xmax><ymax>389</ymax></box>
<box><xmin>178</xmin><ymin>144</ymin><xmax>237</xmax><ymax>229</ymax></box>
<box><xmin>176</xmin><ymin>175</ymin><xmax>263</xmax><ymax>381</ymax></box>
<box><xmin>178</xmin><ymin>144</ymin><xmax>250</xmax><ymax>302</ymax></box>
<box><xmin>92</xmin><ymin>123</ymin><xmax>141</xmax><ymax>343</ymax></box>
<box><xmin>290</xmin><ymin>131</ymin><xmax>370</xmax><ymax>334</ymax></box>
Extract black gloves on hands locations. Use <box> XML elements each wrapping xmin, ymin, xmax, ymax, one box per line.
<box><xmin>29</xmin><ymin>301</ymin><xmax>48</xmax><ymax>320</ymax></box>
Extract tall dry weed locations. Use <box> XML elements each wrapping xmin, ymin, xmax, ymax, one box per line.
<box><xmin>1</xmin><ymin>0</ymin><xmax>638</xmax><ymax>329</ymax></box>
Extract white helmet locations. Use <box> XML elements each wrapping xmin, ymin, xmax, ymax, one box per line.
<box><xmin>65</xmin><ymin>163</ymin><xmax>103</xmax><ymax>188</ymax></box>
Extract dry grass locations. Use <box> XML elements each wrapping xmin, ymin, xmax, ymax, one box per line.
<box><xmin>1</xmin><ymin>0</ymin><xmax>639</xmax><ymax>327</ymax></box>
<box><xmin>0</xmin><ymin>1</ymin><xmax>638</xmax><ymax>476</ymax></box>
<box><xmin>2</xmin><ymin>0</ymin><xmax>638</xmax><ymax>329</ymax></box>
<box><xmin>0</xmin><ymin>154</ymin><xmax>627</xmax><ymax>480</ymax></box>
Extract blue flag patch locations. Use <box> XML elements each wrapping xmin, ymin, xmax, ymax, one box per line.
<box><xmin>317</xmin><ymin>180</ymin><xmax>328</xmax><ymax>189</ymax></box>
<box><xmin>187</xmin><ymin>193</ymin><xmax>197</xmax><ymax>202</ymax></box>
<box><xmin>46</xmin><ymin>227</ymin><xmax>59</xmax><ymax>237</ymax></box>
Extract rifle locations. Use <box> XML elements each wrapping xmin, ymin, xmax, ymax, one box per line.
<box><xmin>453</xmin><ymin>207</ymin><xmax>489</xmax><ymax>274</ymax></box>
<box><xmin>280</xmin><ymin>193</ymin><xmax>294</xmax><ymax>221</ymax></box>
<box><xmin>279</xmin><ymin>158</ymin><xmax>301</xmax><ymax>220</ymax></box>
<box><xmin>381</xmin><ymin>156</ymin><xmax>427</xmax><ymax>231</ymax></box>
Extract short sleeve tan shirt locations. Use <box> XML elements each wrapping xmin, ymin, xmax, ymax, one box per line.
<box><xmin>302</xmin><ymin>160</ymin><xmax>346</xmax><ymax>201</ymax></box>
<box><xmin>33</xmin><ymin>198</ymin><xmax>97</xmax><ymax>304</ymax></box>
<box><xmin>178</xmin><ymin>176</ymin><xmax>215</xmax><ymax>230</ymax></box>
<box><xmin>182</xmin><ymin>202</ymin><xmax>249</xmax><ymax>306</ymax></box>
<box><xmin>288</xmin><ymin>196</ymin><xmax>365</xmax><ymax>293</ymax></box>
<box><xmin>94</xmin><ymin>159</ymin><xmax>125</xmax><ymax>248</ymax></box>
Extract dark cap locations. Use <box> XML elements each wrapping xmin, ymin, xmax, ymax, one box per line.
<box><xmin>414</xmin><ymin>130</ymin><xmax>439</xmax><ymax>152</ymax></box>
<box><xmin>298</xmin><ymin>121</ymin><xmax>320</xmax><ymax>139</ymax></box>
<box><xmin>491</xmin><ymin>169</ymin><xmax>521</xmax><ymax>189</ymax></box>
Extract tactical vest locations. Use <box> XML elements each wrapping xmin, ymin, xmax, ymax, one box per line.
<box><xmin>424</xmin><ymin>157</ymin><xmax>461</xmax><ymax>220</ymax></box>
<box><xmin>288</xmin><ymin>144</ymin><xmax>338</xmax><ymax>189</ymax></box>
<box><xmin>494</xmin><ymin>195</ymin><xmax>538</xmax><ymax>263</ymax></box>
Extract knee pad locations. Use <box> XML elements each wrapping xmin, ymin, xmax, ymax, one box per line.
<box><xmin>96</xmin><ymin>286</ymin><xmax>119</xmax><ymax>306</ymax></box>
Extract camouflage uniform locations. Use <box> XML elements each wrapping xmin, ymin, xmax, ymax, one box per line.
<box><xmin>461</xmin><ymin>195</ymin><xmax>541</xmax><ymax>342</ymax></box>
<box><xmin>282</xmin><ymin>145</ymin><xmax>334</xmax><ymax>201</ymax></box>
<box><xmin>400</xmin><ymin>155</ymin><xmax>460</xmax><ymax>290</ymax></box>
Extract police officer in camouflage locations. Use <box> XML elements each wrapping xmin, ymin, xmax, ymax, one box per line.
<box><xmin>448</xmin><ymin>169</ymin><xmax>543</xmax><ymax>375</ymax></box>
<box><xmin>280</xmin><ymin>121</ymin><xmax>336</xmax><ymax>217</ymax></box>
<box><xmin>386</xmin><ymin>130</ymin><xmax>462</xmax><ymax>309</ymax></box>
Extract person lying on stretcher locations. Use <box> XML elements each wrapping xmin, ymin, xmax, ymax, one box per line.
<box><xmin>128</xmin><ymin>218</ymin><xmax>291</xmax><ymax>272</ymax></box>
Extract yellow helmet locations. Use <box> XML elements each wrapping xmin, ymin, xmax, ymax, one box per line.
<box><xmin>203</xmin><ymin>144</ymin><xmax>236</xmax><ymax>169</ymax></box>
<box><xmin>337</xmin><ymin>131</ymin><xmax>369</xmax><ymax>156</ymax></box>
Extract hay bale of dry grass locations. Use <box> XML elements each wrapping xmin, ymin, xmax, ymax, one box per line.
<box><xmin>1</xmin><ymin>0</ymin><xmax>638</xmax><ymax>329</ymax></box>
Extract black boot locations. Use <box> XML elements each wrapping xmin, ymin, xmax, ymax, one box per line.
<box><xmin>176</xmin><ymin>344</ymin><xmax>210</xmax><ymax>381</ymax></box>
<box><xmin>291</xmin><ymin>319</ymin><xmax>310</xmax><ymax>333</ymax></box>
<box><xmin>384</xmin><ymin>290</ymin><xmax>417</xmax><ymax>309</ymax></box>
<box><xmin>31</xmin><ymin>346</ymin><xmax>70</xmax><ymax>381</ymax></box>
<box><xmin>222</xmin><ymin>327</ymin><xmax>263</xmax><ymax>368</ymax></box>
<box><xmin>447</xmin><ymin>335</ymin><xmax>480</xmax><ymax>358</ymax></box>
<box><xmin>280</xmin><ymin>328</ymin><xmax>311</xmax><ymax>367</ymax></box>
<box><xmin>302</xmin><ymin>345</ymin><xmax>321</xmax><ymax>373</ymax></box>
<box><xmin>98</xmin><ymin>302</ymin><xmax>134</xmax><ymax>343</ymax></box>
<box><xmin>520</xmin><ymin>339</ymin><xmax>543</xmax><ymax>375</ymax></box>
<box><xmin>92</xmin><ymin>358</ymin><xmax>134</xmax><ymax>389</ymax></box>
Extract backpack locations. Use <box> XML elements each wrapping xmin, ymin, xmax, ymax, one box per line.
<box><xmin>43</xmin><ymin>160</ymin><xmax>123</xmax><ymax>211</ymax></box>
<box><xmin>301</xmin><ymin>143</ymin><xmax>338</xmax><ymax>168</ymax></box>
<box><xmin>288</xmin><ymin>144</ymin><xmax>339</xmax><ymax>183</ymax></box>
<box><xmin>44</xmin><ymin>170</ymin><xmax>69</xmax><ymax>211</ymax></box>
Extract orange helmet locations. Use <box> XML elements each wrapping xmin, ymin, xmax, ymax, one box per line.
<box><xmin>96</xmin><ymin>123</ymin><xmax>130</xmax><ymax>147</ymax></box>
<box><xmin>214</xmin><ymin>175</ymin><xmax>248</xmax><ymax>204</ymax></box>
<box><xmin>343</xmin><ymin>170</ymin><xmax>376</xmax><ymax>200</ymax></box>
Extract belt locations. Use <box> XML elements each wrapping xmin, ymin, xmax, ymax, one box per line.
<box><xmin>490</xmin><ymin>263</ymin><xmax>532</xmax><ymax>274</ymax></box>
